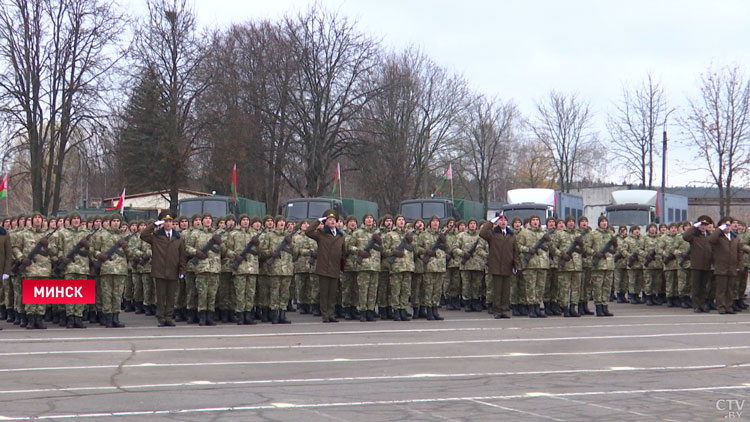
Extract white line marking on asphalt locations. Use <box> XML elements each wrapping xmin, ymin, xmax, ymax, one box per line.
<box><xmin>1</xmin><ymin>321</ymin><xmax>748</xmax><ymax>343</ymax></box>
<box><xmin>470</xmin><ymin>399</ymin><xmax>567</xmax><ymax>422</ymax></box>
<box><xmin>550</xmin><ymin>395</ymin><xmax>654</xmax><ymax>419</ymax></box>
<box><xmin>1</xmin><ymin>384</ymin><xmax>750</xmax><ymax>420</ymax></box>
<box><xmin>0</xmin><ymin>364</ymin><xmax>732</xmax><ymax>392</ymax></box>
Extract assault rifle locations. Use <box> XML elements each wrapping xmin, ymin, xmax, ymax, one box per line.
<box><xmin>266</xmin><ymin>226</ymin><xmax>300</xmax><ymax>267</ymax></box>
<box><xmin>93</xmin><ymin>231</ymin><xmax>138</xmax><ymax>275</ymax></box>
<box><xmin>663</xmin><ymin>251</ymin><xmax>677</xmax><ymax>265</ymax></box>
<box><xmin>14</xmin><ymin>227</ymin><xmax>60</xmax><ymax>274</ymax></box>
<box><xmin>523</xmin><ymin>233</ymin><xmax>551</xmax><ymax>264</ymax></box>
<box><xmin>386</xmin><ymin>230</ymin><xmax>416</xmax><ymax>264</ymax></box>
<box><xmin>54</xmin><ymin>228</ymin><xmax>99</xmax><ymax>275</ymax></box>
<box><xmin>421</xmin><ymin>228</ymin><xmax>449</xmax><ymax>264</ymax></box>
<box><xmin>232</xmin><ymin>228</ymin><xmax>265</xmax><ymax>271</ymax></box>
<box><xmin>558</xmin><ymin>235</ymin><xmax>583</xmax><ymax>268</ymax></box>
<box><xmin>643</xmin><ymin>249</ymin><xmax>658</xmax><ymax>267</ymax></box>
<box><xmin>188</xmin><ymin>229</ymin><xmax>226</xmax><ymax>266</ymax></box>
<box><xmin>460</xmin><ymin>238</ymin><xmax>482</xmax><ymax>266</ymax></box>
<box><xmin>592</xmin><ymin>236</ymin><xmax>617</xmax><ymax>267</ymax></box>
<box><xmin>356</xmin><ymin>228</ymin><xmax>385</xmax><ymax>265</ymax></box>
<box><xmin>627</xmin><ymin>251</ymin><xmax>640</xmax><ymax>267</ymax></box>
<box><xmin>679</xmin><ymin>247</ymin><xmax>692</xmax><ymax>266</ymax></box>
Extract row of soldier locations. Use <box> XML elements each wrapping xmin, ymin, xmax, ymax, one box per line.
<box><xmin>0</xmin><ymin>210</ymin><xmax>746</xmax><ymax>329</ymax></box>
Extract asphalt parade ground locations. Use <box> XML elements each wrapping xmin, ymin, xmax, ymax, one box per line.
<box><xmin>1</xmin><ymin>303</ymin><xmax>749</xmax><ymax>421</ymax></box>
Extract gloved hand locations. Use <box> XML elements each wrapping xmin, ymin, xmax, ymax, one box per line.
<box><xmin>78</xmin><ymin>238</ymin><xmax>90</xmax><ymax>249</ymax></box>
<box><xmin>39</xmin><ymin>238</ymin><xmax>49</xmax><ymax>248</ymax></box>
<box><xmin>284</xmin><ymin>234</ymin><xmax>293</xmax><ymax>244</ymax></box>
<box><xmin>693</xmin><ymin>222</ymin><xmax>702</xmax><ymax>228</ymax></box>
<box><xmin>358</xmin><ymin>250</ymin><xmax>371</xmax><ymax>259</ymax></box>
<box><xmin>118</xmin><ymin>239</ymin><xmax>128</xmax><ymax>248</ymax></box>
<box><xmin>154</xmin><ymin>220</ymin><xmax>165</xmax><ymax>226</ymax></box>
<box><xmin>539</xmin><ymin>244</ymin><xmax>549</xmax><ymax>252</ymax></box>
<box><xmin>438</xmin><ymin>233</ymin><xmax>447</xmax><ymax>243</ymax></box>
<box><xmin>195</xmin><ymin>250</ymin><xmax>207</xmax><ymax>260</ymax></box>
<box><xmin>425</xmin><ymin>249</ymin><xmax>436</xmax><ymax>257</ymax></box>
<box><xmin>575</xmin><ymin>237</ymin><xmax>584</xmax><ymax>246</ymax></box>
<box><xmin>372</xmin><ymin>233</ymin><xmax>382</xmax><ymax>244</ymax></box>
<box><xmin>97</xmin><ymin>253</ymin><xmax>108</xmax><ymax>262</ymax></box>
<box><xmin>393</xmin><ymin>249</ymin><xmax>405</xmax><ymax>258</ymax></box>
<box><xmin>490</xmin><ymin>216</ymin><xmax>501</xmax><ymax>224</ymax></box>
<box><xmin>318</xmin><ymin>217</ymin><xmax>327</xmax><ymax>223</ymax></box>
<box><xmin>22</xmin><ymin>257</ymin><xmax>32</xmax><ymax>266</ymax></box>
<box><xmin>2</xmin><ymin>274</ymin><xmax>9</xmax><ymax>280</ymax></box>
<box><xmin>250</xmin><ymin>237</ymin><xmax>260</xmax><ymax>246</ymax></box>
<box><xmin>562</xmin><ymin>253</ymin><xmax>572</xmax><ymax>262</ymax></box>
<box><xmin>719</xmin><ymin>224</ymin><xmax>728</xmax><ymax>231</ymax></box>
<box><xmin>212</xmin><ymin>234</ymin><xmax>222</xmax><ymax>245</ymax></box>
<box><xmin>462</xmin><ymin>252</ymin><xmax>471</xmax><ymax>261</ymax></box>
<box><xmin>234</xmin><ymin>255</ymin><xmax>244</xmax><ymax>265</ymax></box>
<box><xmin>528</xmin><ymin>247</ymin><xmax>537</xmax><ymax>255</ymax></box>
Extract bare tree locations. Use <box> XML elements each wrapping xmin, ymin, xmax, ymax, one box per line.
<box><xmin>131</xmin><ymin>0</ymin><xmax>208</xmax><ymax>211</ymax></box>
<box><xmin>458</xmin><ymin>95</ymin><xmax>519</xmax><ymax>212</ymax></box>
<box><xmin>513</xmin><ymin>139</ymin><xmax>558</xmax><ymax>189</ymax></box>
<box><xmin>281</xmin><ymin>6</ymin><xmax>379</xmax><ymax>197</ymax></box>
<box><xmin>531</xmin><ymin>91</ymin><xmax>599</xmax><ymax>193</ymax></box>
<box><xmin>683</xmin><ymin>64</ymin><xmax>750</xmax><ymax>217</ymax></box>
<box><xmin>607</xmin><ymin>74</ymin><xmax>670</xmax><ymax>187</ymax></box>
<box><xmin>0</xmin><ymin>0</ymin><xmax>126</xmax><ymax>213</ymax></box>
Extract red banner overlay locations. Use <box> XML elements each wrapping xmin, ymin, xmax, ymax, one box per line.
<box><xmin>23</xmin><ymin>279</ymin><xmax>96</xmax><ymax>304</ymax></box>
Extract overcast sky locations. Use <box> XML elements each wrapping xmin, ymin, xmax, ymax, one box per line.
<box><xmin>127</xmin><ymin>0</ymin><xmax>750</xmax><ymax>187</ymax></box>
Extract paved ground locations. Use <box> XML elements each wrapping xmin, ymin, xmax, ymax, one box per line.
<box><xmin>0</xmin><ymin>303</ymin><xmax>749</xmax><ymax>421</ymax></box>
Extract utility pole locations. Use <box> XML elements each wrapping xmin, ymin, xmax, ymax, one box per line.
<box><xmin>661</xmin><ymin>130</ymin><xmax>667</xmax><ymax>222</ymax></box>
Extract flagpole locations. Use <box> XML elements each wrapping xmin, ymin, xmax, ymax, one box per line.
<box><xmin>339</xmin><ymin>169</ymin><xmax>343</xmax><ymax>201</ymax></box>
<box><xmin>450</xmin><ymin>163</ymin><xmax>454</xmax><ymax>202</ymax></box>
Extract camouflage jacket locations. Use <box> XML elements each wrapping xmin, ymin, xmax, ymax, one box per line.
<box><xmin>259</xmin><ymin>228</ymin><xmax>294</xmax><ymax>276</ymax></box>
<box><xmin>128</xmin><ymin>233</ymin><xmax>144</xmax><ymax>273</ymax></box>
<box><xmin>642</xmin><ymin>233</ymin><xmax>664</xmax><ymax>270</ymax></box>
<box><xmin>343</xmin><ymin>227</ymin><xmax>358</xmax><ymax>272</ymax></box>
<box><xmin>383</xmin><ymin>227</ymin><xmax>415</xmax><ymax>273</ymax></box>
<box><xmin>413</xmin><ymin>229</ymin><xmax>425</xmax><ymax>274</ymax></box>
<box><xmin>13</xmin><ymin>226</ymin><xmax>52</xmax><ymax>277</ymax></box>
<box><xmin>185</xmin><ymin>227</ymin><xmax>222</xmax><ymax>274</ymax></box>
<box><xmin>90</xmin><ymin>227</ymin><xmax>131</xmax><ymax>276</ymax></box>
<box><xmin>614</xmin><ymin>235</ymin><xmax>629</xmax><ymax>269</ymax></box>
<box><xmin>661</xmin><ymin>233</ymin><xmax>680</xmax><ymax>271</ymax></box>
<box><xmin>9</xmin><ymin>227</ymin><xmax>25</xmax><ymax>274</ymax></box>
<box><xmin>351</xmin><ymin>225</ymin><xmax>382</xmax><ymax>272</ymax></box>
<box><xmin>584</xmin><ymin>227</ymin><xmax>618</xmax><ymax>271</ymax></box>
<box><xmin>183</xmin><ymin>228</ymin><xmax>197</xmax><ymax>273</ymax></box>
<box><xmin>446</xmin><ymin>230</ymin><xmax>460</xmax><ymax>269</ymax></box>
<box><xmin>292</xmin><ymin>231</ymin><xmax>316</xmax><ymax>274</ymax></box>
<box><xmin>220</xmin><ymin>228</ymin><xmax>235</xmax><ymax>273</ymax></box>
<box><xmin>551</xmin><ymin>228</ymin><xmax>583</xmax><ymax>272</ymax></box>
<box><xmin>672</xmin><ymin>232</ymin><xmax>691</xmax><ymax>269</ymax></box>
<box><xmin>416</xmin><ymin>228</ymin><xmax>447</xmax><ymax>273</ymax></box>
<box><xmin>517</xmin><ymin>226</ymin><xmax>550</xmax><ymax>269</ymax></box>
<box><xmin>379</xmin><ymin>226</ymin><xmax>392</xmax><ymax>273</ymax></box>
<box><xmin>136</xmin><ymin>234</ymin><xmax>152</xmax><ymax>274</ymax></box>
<box><xmin>226</xmin><ymin>227</ymin><xmax>261</xmax><ymax>275</ymax></box>
<box><xmin>51</xmin><ymin>225</ymin><xmax>91</xmax><ymax>275</ymax></box>
<box><xmin>621</xmin><ymin>235</ymin><xmax>644</xmax><ymax>269</ymax></box>
<box><xmin>454</xmin><ymin>229</ymin><xmax>488</xmax><ymax>272</ymax></box>
<box><xmin>579</xmin><ymin>227</ymin><xmax>593</xmax><ymax>268</ymax></box>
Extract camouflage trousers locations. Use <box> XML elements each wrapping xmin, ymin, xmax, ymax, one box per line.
<box><xmin>100</xmin><ymin>274</ymin><xmax>126</xmax><ymax>314</ymax></box>
<box><xmin>644</xmin><ymin>269</ymin><xmax>663</xmax><ymax>296</ymax></box>
<box><xmin>580</xmin><ymin>268</ymin><xmax>592</xmax><ymax>301</ymax></box>
<box><xmin>543</xmin><ymin>269</ymin><xmax>559</xmax><ymax>302</ymax></box>
<box><xmin>510</xmin><ymin>272</ymin><xmax>527</xmax><ymax>305</ymax></box>
<box><xmin>461</xmin><ymin>270</ymin><xmax>484</xmax><ymax>300</ymax></box>
<box><xmin>664</xmin><ymin>270</ymin><xmax>679</xmax><ymax>297</ymax></box>
<box><xmin>268</xmin><ymin>275</ymin><xmax>291</xmax><ymax>310</ymax></box>
<box><xmin>185</xmin><ymin>272</ymin><xmax>198</xmax><ymax>310</ymax></box>
<box><xmin>95</xmin><ymin>275</ymin><xmax>102</xmax><ymax>312</ymax></box>
<box><xmin>557</xmin><ymin>271</ymin><xmax>581</xmax><ymax>307</ymax></box>
<box><xmin>628</xmin><ymin>269</ymin><xmax>645</xmax><ymax>295</ymax></box>
<box><xmin>357</xmin><ymin>271</ymin><xmax>378</xmax><ymax>311</ymax></box>
<box><xmin>411</xmin><ymin>273</ymin><xmax>424</xmax><ymax>306</ymax></box>
<box><xmin>444</xmin><ymin>267</ymin><xmax>461</xmax><ymax>298</ymax></box>
<box><xmin>295</xmin><ymin>273</ymin><xmax>318</xmax><ymax>305</ymax></box>
<box><xmin>736</xmin><ymin>269</ymin><xmax>748</xmax><ymax>300</ymax></box>
<box><xmin>65</xmin><ymin>273</ymin><xmax>87</xmax><ymax>317</ymax></box>
<box><xmin>12</xmin><ymin>275</ymin><xmax>22</xmax><ymax>313</ymax></box>
<box><xmin>613</xmin><ymin>268</ymin><xmax>629</xmax><ymax>294</ymax></box>
<box><xmin>340</xmin><ymin>271</ymin><xmax>358</xmax><ymax>308</ymax></box>
<box><xmin>233</xmin><ymin>274</ymin><xmax>256</xmax><ymax>312</ymax></box>
<box><xmin>422</xmin><ymin>272</ymin><xmax>443</xmax><ymax>307</ymax></box>
<box><xmin>377</xmin><ymin>270</ymin><xmax>390</xmax><ymax>308</ymax></box>
<box><xmin>22</xmin><ymin>277</ymin><xmax>46</xmax><ymax>315</ymax></box>
<box><xmin>389</xmin><ymin>272</ymin><xmax>412</xmax><ymax>309</ymax></box>
<box><xmin>3</xmin><ymin>275</ymin><xmax>12</xmax><ymax>310</ymax></box>
<box><xmin>485</xmin><ymin>269</ymin><xmax>493</xmax><ymax>303</ymax></box>
<box><xmin>523</xmin><ymin>269</ymin><xmax>547</xmax><ymax>306</ymax></box>
<box><xmin>195</xmin><ymin>273</ymin><xmax>219</xmax><ymax>312</ymax></box>
<box><xmin>217</xmin><ymin>272</ymin><xmax>235</xmax><ymax>310</ymax></box>
<box><xmin>256</xmin><ymin>275</ymin><xmax>270</xmax><ymax>308</ymax></box>
<box><xmin>132</xmin><ymin>271</ymin><xmax>143</xmax><ymax>302</ymax></box>
<box><xmin>591</xmin><ymin>270</ymin><xmax>612</xmax><ymax>305</ymax></box>
<box><xmin>678</xmin><ymin>269</ymin><xmax>690</xmax><ymax>297</ymax></box>
<box><xmin>141</xmin><ymin>273</ymin><xmax>155</xmax><ymax>307</ymax></box>
<box><xmin>123</xmin><ymin>271</ymin><xmax>134</xmax><ymax>302</ymax></box>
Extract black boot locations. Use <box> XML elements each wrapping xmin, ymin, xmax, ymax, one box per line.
<box><xmin>144</xmin><ymin>304</ymin><xmax>154</xmax><ymax>316</ymax></box>
<box><xmin>595</xmin><ymin>304</ymin><xmax>604</xmax><ymax>317</ymax></box>
<box><xmin>519</xmin><ymin>304</ymin><xmax>529</xmax><ymax>316</ymax></box>
<box><xmin>569</xmin><ymin>303</ymin><xmax>580</xmax><ymax>317</ymax></box>
<box><xmin>198</xmin><ymin>311</ymin><xmax>207</xmax><ymax>326</ymax></box>
<box><xmin>473</xmin><ymin>299</ymin><xmax>484</xmax><ymax>312</ymax></box>
<box><xmin>344</xmin><ymin>306</ymin><xmax>354</xmax><ymax>320</ymax></box>
<box><xmin>112</xmin><ymin>312</ymin><xmax>125</xmax><ymax>328</ymax></box>
<box><xmin>6</xmin><ymin>309</ymin><xmax>15</xmax><ymax>323</ymax></box>
<box><xmin>563</xmin><ymin>304</ymin><xmax>572</xmax><ymax>317</ymax></box>
<box><xmin>577</xmin><ymin>302</ymin><xmax>586</xmax><ymax>316</ymax></box>
<box><xmin>0</xmin><ymin>305</ymin><xmax>6</xmax><ymax>320</ymax></box>
<box><xmin>286</xmin><ymin>300</ymin><xmax>296</xmax><ymax>312</ymax></box>
<box><xmin>36</xmin><ymin>314</ymin><xmax>48</xmax><ymax>329</ymax></box>
<box><xmin>58</xmin><ymin>311</ymin><xmax>67</xmax><ymax>327</ymax></box>
<box><xmin>645</xmin><ymin>295</ymin><xmax>655</xmax><ymax>306</ymax></box>
<box><xmin>134</xmin><ymin>301</ymin><xmax>144</xmax><ymax>314</ymax></box>
<box><xmin>25</xmin><ymin>314</ymin><xmax>35</xmax><ymax>329</ymax></box>
<box><xmin>360</xmin><ymin>309</ymin><xmax>367</xmax><ymax>322</ymax></box>
<box><xmin>528</xmin><ymin>305</ymin><xmax>538</xmax><ymax>318</ymax></box>
<box><xmin>312</xmin><ymin>304</ymin><xmax>322</xmax><ymax>317</ymax></box>
<box><xmin>551</xmin><ymin>302</ymin><xmax>562</xmax><ymax>316</ymax></box>
<box><xmin>384</xmin><ymin>306</ymin><xmax>393</xmax><ymax>320</ymax></box>
<box><xmin>218</xmin><ymin>309</ymin><xmax>227</xmax><ymax>323</ymax></box>
<box><xmin>400</xmin><ymin>308</ymin><xmax>411</xmax><ymax>321</ymax></box>
<box><xmin>66</xmin><ymin>315</ymin><xmax>74</xmax><ymax>328</ymax></box>
<box><xmin>581</xmin><ymin>301</ymin><xmax>594</xmax><ymax>315</ymax></box>
<box><xmin>616</xmin><ymin>292</ymin><xmax>627</xmax><ymax>303</ymax></box>
<box><xmin>125</xmin><ymin>300</ymin><xmax>135</xmax><ymax>312</ymax></box>
<box><xmin>74</xmin><ymin>316</ymin><xmax>86</xmax><ymax>328</ymax></box>
<box><xmin>511</xmin><ymin>304</ymin><xmax>520</xmax><ymax>316</ymax></box>
<box><xmin>445</xmin><ymin>297</ymin><xmax>456</xmax><ymax>311</ymax></box>
<box><xmin>465</xmin><ymin>299</ymin><xmax>474</xmax><ymax>312</ymax></box>
<box><xmin>544</xmin><ymin>302</ymin><xmax>553</xmax><ymax>316</ymax></box>
<box><xmin>278</xmin><ymin>310</ymin><xmax>291</xmax><ymax>324</ymax></box>
<box><xmin>44</xmin><ymin>308</ymin><xmax>53</xmax><ymax>322</ymax></box>
<box><xmin>335</xmin><ymin>304</ymin><xmax>345</xmax><ymax>319</ymax></box>
<box><xmin>419</xmin><ymin>306</ymin><xmax>428</xmax><ymax>319</ymax></box>
<box><xmin>270</xmin><ymin>309</ymin><xmax>279</xmax><ymax>324</ymax></box>
<box><xmin>243</xmin><ymin>311</ymin><xmax>256</xmax><ymax>325</ymax></box>
<box><xmin>174</xmin><ymin>308</ymin><xmax>185</xmax><ymax>322</ymax></box>
<box><xmin>104</xmin><ymin>313</ymin><xmax>114</xmax><ymax>328</ymax></box>
<box><xmin>628</xmin><ymin>293</ymin><xmax>639</xmax><ymax>304</ymax></box>
<box><xmin>365</xmin><ymin>310</ymin><xmax>375</xmax><ymax>321</ymax></box>
<box><xmin>52</xmin><ymin>310</ymin><xmax>60</xmax><ymax>324</ymax></box>
<box><xmin>426</xmin><ymin>306</ymin><xmax>435</xmax><ymax>320</ymax></box>
<box><xmin>432</xmin><ymin>306</ymin><xmax>444</xmax><ymax>321</ymax></box>
<box><xmin>206</xmin><ymin>311</ymin><xmax>216</xmax><ymax>326</ymax></box>
<box><xmin>536</xmin><ymin>304</ymin><xmax>547</xmax><ymax>318</ymax></box>
<box><xmin>18</xmin><ymin>312</ymin><xmax>27</xmax><ymax>327</ymax></box>
<box><xmin>602</xmin><ymin>304</ymin><xmax>614</xmax><ymax>316</ymax></box>
<box><xmin>260</xmin><ymin>307</ymin><xmax>270</xmax><ymax>323</ymax></box>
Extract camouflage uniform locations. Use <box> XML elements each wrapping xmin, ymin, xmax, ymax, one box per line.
<box><xmin>226</xmin><ymin>226</ymin><xmax>260</xmax><ymax>317</ymax></box>
<box><xmin>510</xmin><ymin>225</ymin><xmax>527</xmax><ymax>311</ymax></box>
<box><xmin>13</xmin><ymin>226</ymin><xmax>52</xmax><ymax>317</ymax></box>
<box><xmin>517</xmin><ymin>226</ymin><xmax>550</xmax><ymax>308</ymax></box>
<box><xmin>90</xmin><ymin>225</ymin><xmax>131</xmax><ymax>323</ymax></box>
<box><xmin>739</xmin><ymin>230</ymin><xmax>750</xmax><ymax>304</ymax></box>
<box><xmin>642</xmin><ymin>231</ymin><xmax>665</xmax><ymax>300</ymax></box>
<box><xmin>613</xmin><ymin>232</ymin><xmax>629</xmax><ymax>298</ymax></box>
<box><xmin>352</xmin><ymin>225</ymin><xmax>382</xmax><ymax>314</ymax></box>
<box><xmin>217</xmin><ymin>226</ymin><xmax>236</xmax><ymax>319</ymax></box>
<box><xmin>579</xmin><ymin>226</ymin><xmax>593</xmax><ymax>308</ymax></box>
<box><xmin>584</xmin><ymin>226</ymin><xmax>618</xmax><ymax>307</ymax></box>
<box><xmin>51</xmin><ymin>224</ymin><xmax>92</xmax><ymax>321</ymax></box>
<box><xmin>182</xmin><ymin>223</ymin><xmax>200</xmax><ymax>319</ymax></box>
<box><xmin>9</xmin><ymin>226</ymin><xmax>25</xmax><ymax>319</ymax></box>
<box><xmin>123</xmin><ymin>231</ymin><xmax>141</xmax><ymax>309</ymax></box>
<box><xmin>551</xmin><ymin>227</ymin><xmax>583</xmax><ymax>311</ymax></box>
<box><xmin>384</xmin><ymin>227</ymin><xmax>414</xmax><ymax>312</ymax></box>
<box><xmin>292</xmin><ymin>229</ymin><xmax>318</xmax><ymax>310</ymax></box>
<box><xmin>259</xmin><ymin>228</ymin><xmax>294</xmax><ymax>311</ymax></box>
<box><xmin>455</xmin><ymin>228</ymin><xmax>488</xmax><ymax>305</ymax></box>
<box><xmin>185</xmin><ymin>226</ymin><xmax>222</xmax><ymax>314</ymax></box>
<box><xmin>662</xmin><ymin>230</ymin><xmax>680</xmax><ymax>302</ymax></box>
<box><xmin>411</xmin><ymin>227</ymin><xmax>425</xmax><ymax>310</ymax></box>
<box><xmin>417</xmin><ymin>227</ymin><xmax>447</xmax><ymax>309</ymax></box>
<box><xmin>341</xmin><ymin>226</ymin><xmax>359</xmax><ymax>314</ymax></box>
<box><xmin>444</xmin><ymin>228</ymin><xmax>461</xmax><ymax>305</ymax></box>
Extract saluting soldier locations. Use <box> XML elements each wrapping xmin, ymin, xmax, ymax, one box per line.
<box><xmin>306</xmin><ymin>210</ymin><xmax>347</xmax><ymax>323</ymax></box>
<box><xmin>710</xmin><ymin>217</ymin><xmax>743</xmax><ymax>314</ymax></box>
<box><xmin>684</xmin><ymin>215</ymin><xmax>713</xmax><ymax>313</ymax></box>
<box><xmin>480</xmin><ymin>214</ymin><xmax>519</xmax><ymax>319</ymax></box>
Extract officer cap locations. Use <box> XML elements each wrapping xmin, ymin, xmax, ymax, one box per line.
<box><xmin>322</xmin><ymin>209</ymin><xmax>338</xmax><ymax>220</ymax></box>
<box><xmin>717</xmin><ymin>216</ymin><xmax>732</xmax><ymax>226</ymax></box>
<box><xmin>697</xmin><ymin>215</ymin><xmax>713</xmax><ymax>225</ymax></box>
<box><xmin>158</xmin><ymin>210</ymin><xmax>175</xmax><ymax>221</ymax></box>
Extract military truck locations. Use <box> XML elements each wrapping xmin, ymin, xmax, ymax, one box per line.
<box><xmin>282</xmin><ymin>197</ymin><xmax>379</xmax><ymax>222</ymax></box>
<box><xmin>605</xmin><ymin>189</ymin><xmax>688</xmax><ymax>230</ymax></box>
<box><xmin>178</xmin><ymin>196</ymin><xmax>266</xmax><ymax>219</ymax></box>
<box><xmin>501</xmin><ymin>188</ymin><xmax>583</xmax><ymax>221</ymax></box>
<box><xmin>56</xmin><ymin>207</ymin><xmax>158</xmax><ymax>223</ymax></box>
<box><xmin>399</xmin><ymin>198</ymin><xmax>484</xmax><ymax>225</ymax></box>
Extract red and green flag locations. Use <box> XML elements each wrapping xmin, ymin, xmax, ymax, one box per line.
<box><xmin>106</xmin><ymin>188</ymin><xmax>125</xmax><ymax>214</ymax></box>
<box><xmin>431</xmin><ymin>164</ymin><xmax>452</xmax><ymax>197</ymax></box>
<box><xmin>331</xmin><ymin>162</ymin><xmax>341</xmax><ymax>195</ymax></box>
<box><xmin>0</xmin><ymin>174</ymin><xmax>7</xmax><ymax>199</ymax></box>
<box><xmin>231</xmin><ymin>163</ymin><xmax>239</xmax><ymax>201</ymax></box>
